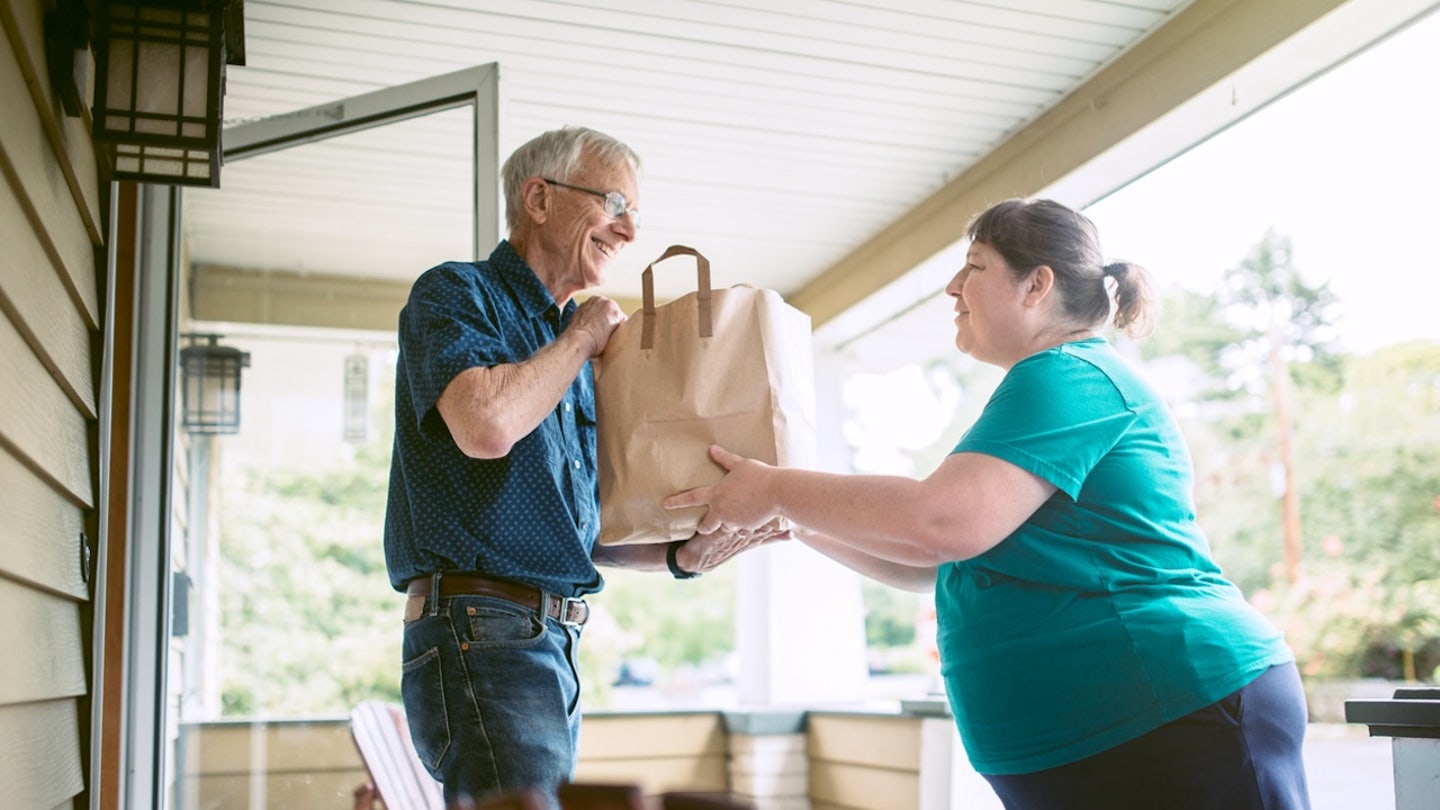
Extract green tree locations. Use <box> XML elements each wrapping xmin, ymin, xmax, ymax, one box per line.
<box><xmin>862</xmin><ymin>579</ymin><xmax>918</xmax><ymax>649</ymax></box>
<box><xmin>217</xmin><ymin>437</ymin><xmax>401</xmax><ymax>716</ymax></box>
<box><xmin>1148</xmin><ymin>231</ymin><xmax>1340</xmax><ymax>584</ymax></box>
<box><xmin>1267</xmin><ymin>342</ymin><xmax>1440</xmax><ymax>679</ymax></box>
<box><xmin>1123</xmin><ymin>240</ymin><xmax>1440</xmax><ymax>681</ymax></box>
<box><xmin>1217</xmin><ymin>230</ymin><xmax>1341</xmax><ymax>582</ymax></box>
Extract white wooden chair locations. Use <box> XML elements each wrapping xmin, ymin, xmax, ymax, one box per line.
<box><xmin>350</xmin><ymin>700</ymin><xmax>446</xmax><ymax>810</ymax></box>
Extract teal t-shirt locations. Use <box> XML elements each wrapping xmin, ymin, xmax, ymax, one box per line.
<box><xmin>936</xmin><ymin>338</ymin><xmax>1293</xmax><ymax>775</ymax></box>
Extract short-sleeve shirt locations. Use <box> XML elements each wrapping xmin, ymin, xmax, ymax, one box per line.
<box><xmin>383</xmin><ymin>241</ymin><xmax>603</xmax><ymax>597</ymax></box>
<box><xmin>936</xmin><ymin>338</ymin><xmax>1293</xmax><ymax>775</ymax></box>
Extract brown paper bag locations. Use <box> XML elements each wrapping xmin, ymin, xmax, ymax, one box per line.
<box><xmin>594</xmin><ymin>245</ymin><xmax>816</xmax><ymax>546</ymax></box>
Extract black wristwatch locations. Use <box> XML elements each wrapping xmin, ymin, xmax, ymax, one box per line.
<box><xmin>666</xmin><ymin>539</ymin><xmax>700</xmax><ymax>579</ymax></box>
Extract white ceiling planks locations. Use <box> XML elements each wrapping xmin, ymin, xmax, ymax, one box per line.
<box><xmin>189</xmin><ymin>0</ymin><xmax>1195</xmax><ymax>316</ymax></box>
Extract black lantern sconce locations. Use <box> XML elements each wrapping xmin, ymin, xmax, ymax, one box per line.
<box><xmin>86</xmin><ymin>0</ymin><xmax>246</xmax><ymax>187</ymax></box>
<box><xmin>180</xmin><ymin>333</ymin><xmax>250</xmax><ymax>434</ymax></box>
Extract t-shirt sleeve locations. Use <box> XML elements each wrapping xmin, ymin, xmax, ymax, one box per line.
<box><xmin>399</xmin><ymin>265</ymin><xmax>512</xmax><ymax>441</ymax></box>
<box><xmin>953</xmin><ymin>351</ymin><xmax>1136</xmax><ymax>500</ymax></box>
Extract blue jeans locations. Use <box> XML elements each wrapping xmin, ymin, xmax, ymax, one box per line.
<box><xmin>983</xmin><ymin>662</ymin><xmax>1312</xmax><ymax>810</ymax></box>
<box><xmin>401</xmin><ymin>592</ymin><xmax>583</xmax><ymax>807</ymax></box>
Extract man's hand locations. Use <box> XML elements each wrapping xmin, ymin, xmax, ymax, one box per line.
<box><xmin>588</xmin><ymin>522</ymin><xmax>788</xmax><ymax>574</ymax></box>
<box><xmin>672</xmin><ymin>523</ymin><xmax>791</xmax><ymax>575</ymax></box>
<box><xmin>570</xmin><ymin>295</ymin><xmax>627</xmax><ymax>357</ymax></box>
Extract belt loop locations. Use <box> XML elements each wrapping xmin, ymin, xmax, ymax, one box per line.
<box><xmin>428</xmin><ymin>571</ymin><xmax>442</xmax><ymax>617</ymax></box>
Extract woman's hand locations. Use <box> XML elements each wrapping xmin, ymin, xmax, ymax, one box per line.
<box><xmin>664</xmin><ymin>444</ymin><xmax>781</xmax><ymax>535</ymax></box>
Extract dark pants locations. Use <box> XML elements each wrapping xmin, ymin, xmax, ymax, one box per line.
<box><xmin>401</xmin><ymin>592</ymin><xmax>582</xmax><ymax>809</ymax></box>
<box><xmin>984</xmin><ymin>663</ymin><xmax>1312</xmax><ymax>810</ymax></box>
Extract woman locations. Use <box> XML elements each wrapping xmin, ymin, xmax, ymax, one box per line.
<box><xmin>665</xmin><ymin>198</ymin><xmax>1311</xmax><ymax>809</ymax></box>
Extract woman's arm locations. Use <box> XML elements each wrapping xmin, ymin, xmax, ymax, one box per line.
<box><xmin>665</xmin><ymin>444</ymin><xmax>1057</xmax><ymax>567</ymax></box>
<box><xmin>794</xmin><ymin>528</ymin><xmax>937</xmax><ymax>592</ymax></box>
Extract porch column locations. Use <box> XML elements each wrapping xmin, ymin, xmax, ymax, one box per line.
<box><xmin>735</xmin><ymin>350</ymin><xmax>869</xmax><ymax>707</ymax></box>
<box><xmin>1346</xmin><ymin>686</ymin><xmax>1440</xmax><ymax>810</ymax></box>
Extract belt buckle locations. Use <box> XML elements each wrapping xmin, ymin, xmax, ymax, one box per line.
<box><xmin>558</xmin><ymin>596</ymin><xmax>588</xmax><ymax>627</ymax></box>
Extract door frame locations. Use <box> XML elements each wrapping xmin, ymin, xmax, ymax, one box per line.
<box><xmin>103</xmin><ymin>63</ymin><xmax>502</xmax><ymax>810</ymax></box>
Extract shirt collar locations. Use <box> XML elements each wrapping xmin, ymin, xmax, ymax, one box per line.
<box><xmin>490</xmin><ymin>240</ymin><xmax>575</xmax><ymax>322</ymax></box>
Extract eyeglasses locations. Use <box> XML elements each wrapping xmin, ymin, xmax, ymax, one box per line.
<box><xmin>542</xmin><ymin>178</ymin><xmax>640</xmax><ymax>227</ymax></box>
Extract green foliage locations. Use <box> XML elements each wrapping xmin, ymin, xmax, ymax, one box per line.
<box><xmin>1216</xmin><ymin>229</ymin><xmax>1341</xmax><ymax>357</ymax></box>
<box><xmin>585</xmin><ymin>565</ymin><xmax>738</xmax><ymax>669</ymax></box>
<box><xmin>862</xmin><ymin>579</ymin><xmax>919</xmax><ymax>649</ymax></box>
<box><xmin>217</xmin><ymin>439</ymin><xmax>402</xmax><ymax>717</ymax></box>
<box><xmin>577</xmin><ymin>564</ymin><xmax>741</xmax><ymax>708</ymax></box>
<box><xmin>1126</xmin><ymin>228</ymin><xmax>1440</xmax><ymax>682</ymax></box>
<box><xmin>1138</xmin><ymin>286</ymin><xmax>1248</xmax><ymax>384</ymax></box>
<box><xmin>1169</xmin><ymin>303</ymin><xmax>1440</xmax><ymax>679</ymax></box>
<box><xmin>1262</xmin><ymin>564</ymin><xmax>1440</xmax><ymax>681</ymax></box>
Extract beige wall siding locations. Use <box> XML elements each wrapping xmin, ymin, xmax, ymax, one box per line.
<box><xmin>575</xmin><ymin>713</ymin><xmax>730</xmax><ymax>794</ymax></box>
<box><xmin>178</xmin><ymin>720</ymin><xmax>369</xmax><ymax>810</ymax></box>
<box><xmin>0</xmin><ymin>0</ymin><xmax>103</xmax><ymax>807</ymax></box>
<box><xmin>807</xmin><ymin>714</ymin><xmax>925</xmax><ymax>810</ymax></box>
<box><xmin>179</xmin><ymin>712</ymin><xmax>730</xmax><ymax>809</ymax></box>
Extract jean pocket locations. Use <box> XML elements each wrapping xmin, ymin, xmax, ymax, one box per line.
<box><xmin>462</xmin><ymin>597</ymin><xmax>547</xmax><ymax>648</ymax></box>
<box><xmin>400</xmin><ymin>646</ymin><xmax>450</xmax><ymax>772</ymax></box>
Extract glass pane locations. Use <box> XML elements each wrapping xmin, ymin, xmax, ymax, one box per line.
<box><xmin>170</xmin><ymin>105</ymin><xmax>472</xmax><ymax>810</ymax></box>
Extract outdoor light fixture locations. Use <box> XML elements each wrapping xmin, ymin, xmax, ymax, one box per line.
<box><xmin>90</xmin><ymin>0</ymin><xmax>246</xmax><ymax>187</ymax></box>
<box><xmin>180</xmin><ymin>333</ymin><xmax>250</xmax><ymax>434</ymax></box>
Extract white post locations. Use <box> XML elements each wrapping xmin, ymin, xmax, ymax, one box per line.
<box><xmin>735</xmin><ymin>543</ymin><xmax>868</xmax><ymax>706</ymax></box>
<box><xmin>1392</xmin><ymin>738</ymin><xmax>1440</xmax><ymax>810</ymax></box>
<box><xmin>735</xmin><ymin>349</ymin><xmax>869</xmax><ymax>707</ymax></box>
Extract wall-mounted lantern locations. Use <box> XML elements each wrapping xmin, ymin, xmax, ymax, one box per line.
<box><xmin>89</xmin><ymin>0</ymin><xmax>247</xmax><ymax>187</ymax></box>
<box><xmin>179</xmin><ymin>333</ymin><xmax>249</xmax><ymax>434</ymax></box>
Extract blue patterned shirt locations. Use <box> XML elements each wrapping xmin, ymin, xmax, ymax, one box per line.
<box><xmin>384</xmin><ymin>241</ymin><xmax>602</xmax><ymax>597</ymax></box>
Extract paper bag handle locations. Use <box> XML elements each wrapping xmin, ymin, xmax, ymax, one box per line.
<box><xmin>640</xmin><ymin>245</ymin><xmax>712</xmax><ymax>350</ymax></box>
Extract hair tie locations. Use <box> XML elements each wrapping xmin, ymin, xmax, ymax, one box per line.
<box><xmin>1102</xmin><ymin>262</ymin><xmax>1128</xmax><ymax>279</ymax></box>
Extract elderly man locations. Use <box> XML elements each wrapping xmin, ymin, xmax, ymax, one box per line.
<box><xmin>383</xmin><ymin>126</ymin><xmax>771</xmax><ymax>805</ymax></box>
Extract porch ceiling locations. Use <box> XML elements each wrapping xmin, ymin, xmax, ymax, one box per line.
<box><xmin>183</xmin><ymin>0</ymin><xmax>1433</xmax><ymax>345</ymax></box>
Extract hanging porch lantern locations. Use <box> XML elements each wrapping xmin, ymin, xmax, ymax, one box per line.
<box><xmin>180</xmin><ymin>333</ymin><xmax>250</xmax><ymax>434</ymax></box>
<box><xmin>91</xmin><ymin>0</ymin><xmax>246</xmax><ymax>187</ymax></box>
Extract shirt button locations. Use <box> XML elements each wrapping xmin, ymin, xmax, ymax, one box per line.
<box><xmin>564</xmin><ymin>402</ymin><xmax>572</xmax><ymax>412</ymax></box>
<box><xmin>573</xmin><ymin>460</ymin><xmax>581</xmax><ymax>470</ymax></box>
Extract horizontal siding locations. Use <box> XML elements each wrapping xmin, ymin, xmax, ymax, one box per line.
<box><xmin>176</xmin><ymin>772</ymin><xmax>368</xmax><ymax>810</ymax></box>
<box><xmin>0</xmin><ymin>448</ymin><xmax>87</xmax><ymax>598</ymax></box>
<box><xmin>180</xmin><ymin>714</ymin><xmax>732</xmax><ymax>808</ymax></box>
<box><xmin>807</xmin><ymin>714</ymin><xmax>924</xmax><ymax>810</ymax></box>
<box><xmin>0</xmin><ymin>1</ymin><xmax>100</xmax><ymax>327</ymax></box>
<box><xmin>184</xmin><ymin>720</ymin><xmax>364</xmax><ymax>774</ymax></box>
<box><xmin>578</xmin><ymin>712</ymin><xmax>727</xmax><ymax>760</ymax></box>
<box><xmin>0</xmin><ymin>309</ymin><xmax>93</xmax><ymax>505</ymax></box>
<box><xmin>807</xmin><ymin>714</ymin><xmax>923</xmax><ymax>770</ymax></box>
<box><xmin>0</xmin><ymin>17</ymin><xmax>97</xmax><ymax>420</ymax></box>
<box><xmin>0</xmin><ymin>0</ymin><xmax>102</xmax><ymax>243</ymax></box>
<box><xmin>0</xmin><ymin>169</ymin><xmax>96</xmax><ymax>419</ymax></box>
<box><xmin>190</xmin><ymin>263</ymin><xmax>412</xmax><ymax>333</ymax></box>
<box><xmin>808</xmin><ymin>760</ymin><xmax>920</xmax><ymax>810</ymax></box>
<box><xmin>0</xmin><ymin>700</ymin><xmax>85</xmax><ymax>809</ymax></box>
<box><xmin>0</xmin><ymin>4</ymin><xmax>103</xmax><ymax>810</ymax></box>
<box><xmin>0</xmin><ymin>576</ymin><xmax>86</xmax><ymax>704</ymax></box>
<box><xmin>576</xmin><ymin>713</ymin><xmax>730</xmax><ymax>793</ymax></box>
<box><xmin>573</xmin><ymin>756</ymin><xmax>728</xmax><ymax>795</ymax></box>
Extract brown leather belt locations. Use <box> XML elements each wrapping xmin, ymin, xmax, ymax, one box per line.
<box><xmin>406</xmin><ymin>572</ymin><xmax>589</xmax><ymax>627</ymax></box>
